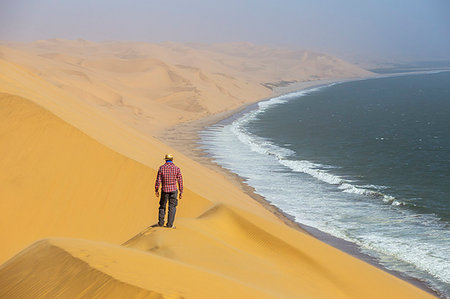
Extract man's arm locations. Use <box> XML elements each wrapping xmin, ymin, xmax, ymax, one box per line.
<box><xmin>155</xmin><ymin>168</ymin><xmax>161</xmax><ymax>197</ymax></box>
<box><xmin>177</xmin><ymin>168</ymin><xmax>183</xmax><ymax>199</ymax></box>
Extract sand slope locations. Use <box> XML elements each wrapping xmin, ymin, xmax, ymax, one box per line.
<box><xmin>0</xmin><ymin>238</ymin><xmax>272</xmax><ymax>298</ymax></box>
<box><xmin>0</xmin><ymin>40</ymin><xmax>435</xmax><ymax>297</ymax></box>
<box><xmin>0</xmin><ymin>93</ymin><xmax>156</xmax><ymax>263</ymax></box>
<box><xmin>0</xmin><ymin>93</ymin><xmax>216</xmax><ymax>265</ymax></box>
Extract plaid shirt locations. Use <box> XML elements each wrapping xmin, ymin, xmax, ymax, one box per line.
<box><xmin>155</xmin><ymin>162</ymin><xmax>183</xmax><ymax>193</ymax></box>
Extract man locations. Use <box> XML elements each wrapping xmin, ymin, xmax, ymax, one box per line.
<box><xmin>155</xmin><ymin>153</ymin><xmax>183</xmax><ymax>228</ymax></box>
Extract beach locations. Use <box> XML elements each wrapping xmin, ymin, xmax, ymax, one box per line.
<box><xmin>0</xmin><ymin>40</ymin><xmax>439</xmax><ymax>298</ymax></box>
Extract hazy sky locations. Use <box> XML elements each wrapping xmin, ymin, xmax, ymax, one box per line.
<box><xmin>1</xmin><ymin>0</ymin><xmax>449</xmax><ymax>61</ymax></box>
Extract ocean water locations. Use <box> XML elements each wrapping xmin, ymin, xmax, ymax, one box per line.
<box><xmin>200</xmin><ymin>71</ymin><xmax>450</xmax><ymax>297</ymax></box>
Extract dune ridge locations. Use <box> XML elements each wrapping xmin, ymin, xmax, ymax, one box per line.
<box><xmin>0</xmin><ymin>40</ymin><xmax>436</xmax><ymax>297</ymax></box>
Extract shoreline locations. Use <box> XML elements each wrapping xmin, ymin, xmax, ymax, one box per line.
<box><xmin>158</xmin><ymin>76</ymin><xmax>442</xmax><ymax>298</ymax></box>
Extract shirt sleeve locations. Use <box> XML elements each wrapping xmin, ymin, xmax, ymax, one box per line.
<box><xmin>155</xmin><ymin>167</ymin><xmax>162</xmax><ymax>192</ymax></box>
<box><xmin>177</xmin><ymin>168</ymin><xmax>183</xmax><ymax>194</ymax></box>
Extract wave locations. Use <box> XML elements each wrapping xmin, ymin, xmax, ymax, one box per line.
<box><xmin>230</xmin><ymin>87</ymin><xmax>405</xmax><ymax>207</ymax></box>
<box><xmin>279</xmin><ymin>159</ymin><xmax>404</xmax><ymax>204</ymax></box>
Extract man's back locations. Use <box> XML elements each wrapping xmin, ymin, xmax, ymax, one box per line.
<box><xmin>155</xmin><ymin>162</ymin><xmax>183</xmax><ymax>193</ymax></box>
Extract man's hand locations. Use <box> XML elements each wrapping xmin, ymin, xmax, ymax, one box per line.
<box><xmin>179</xmin><ymin>193</ymin><xmax>182</xmax><ymax>199</ymax></box>
<box><xmin>155</xmin><ymin>191</ymin><xmax>159</xmax><ymax>198</ymax></box>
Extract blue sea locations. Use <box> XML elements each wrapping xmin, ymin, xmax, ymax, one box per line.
<box><xmin>200</xmin><ymin>71</ymin><xmax>450</xmax><ymax>297</ymax></box>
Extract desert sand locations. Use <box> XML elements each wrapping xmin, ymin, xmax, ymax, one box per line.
<box><xmin>0</xmin><ymin>40</ymin><xmax>435</xmax><ymax>298</ymax></box>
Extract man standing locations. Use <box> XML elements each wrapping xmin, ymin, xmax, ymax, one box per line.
<box><xmin>155</xmin><ymin>154</ymin><xmax>183</xmax><ymax>228</ymax></box>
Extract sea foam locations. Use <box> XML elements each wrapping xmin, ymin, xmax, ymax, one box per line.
<box><xmin>229</xmin><ymin>86</ymin><xmax>402</xmax><ymax>205</ymax></box>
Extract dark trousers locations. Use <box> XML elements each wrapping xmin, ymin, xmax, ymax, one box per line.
<box><xmin>158</xmin><ymin>191</ymin><xmax>178</xmax><ymax>227</ymax></box>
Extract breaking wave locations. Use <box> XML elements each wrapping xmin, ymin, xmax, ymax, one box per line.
<box><xmin>229</xmin><ymin>87</ymin><xmax>404</xmax><ymax>206</ymax></box>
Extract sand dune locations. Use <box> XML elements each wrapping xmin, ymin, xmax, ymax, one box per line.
<box><xmin>0</xmin><ymin>94</ymin><xmax>156</xmax><ymax>263</ymax></box>
<box><xmin>0</xmin><ymin>40</ymin><xmax>435</xmax><ymax>297</ymax></box>
<box><xmin>0</xmin><ymin>238</ymin><xmax>273</xmax><ymax>298</ymax></box>
<box><xmin>0</xmin><ymin>40</ymin><xmax>372</xmax><ymax>136</ymax></box>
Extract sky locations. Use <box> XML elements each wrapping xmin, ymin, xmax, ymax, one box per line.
<box><xmin>1</xmin><ymin>0</ymin><xmax>449</xmax><ymax>62</ymax></box>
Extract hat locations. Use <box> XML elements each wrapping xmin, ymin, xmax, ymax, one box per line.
<box><xmin>164</xmin><ymin>153</ymin><xmax>174</xmax><ymax>161</ymax></box>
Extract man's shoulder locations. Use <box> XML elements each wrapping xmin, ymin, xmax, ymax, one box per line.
<box><xmin>169</xmin><ymin>163</ymin><xmax>181</xmax><ymax>172</ymax></box>
<box><xmin>160</xmin><ymin>163</ymin><xmax>180</xmax><ymax>170</ymax></box>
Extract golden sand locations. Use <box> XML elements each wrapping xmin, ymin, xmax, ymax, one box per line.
<box><xmin>0</xmin><ymin>40</ymin><xmax>435</xmax><ymax>298</ymax></box>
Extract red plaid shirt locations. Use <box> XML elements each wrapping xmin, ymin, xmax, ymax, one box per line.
<box><xmin>155</xmin><ymin>162</ymin><xmax>183</xmax><ymax>193</ymax></box>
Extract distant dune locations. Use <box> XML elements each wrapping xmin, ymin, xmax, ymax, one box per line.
<box><xmin>0</xmin><ymin>40</ymin><xmax>433</xmax><ymax>298</ymax></box>
<box><xmin>0</xmin><ymin>40</ymin><xmax>372</xmax><ymax>136</ymax></box>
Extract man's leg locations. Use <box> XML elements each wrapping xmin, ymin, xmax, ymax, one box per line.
<box><xmin>158</xmin><ymin>192</ymin><xmax>169</xmax><ymax>226</ymax></box>
<box><xmin>166</xmin><ymin>191</ymin><xmax>178</xmax><ymax>227</ymax></box>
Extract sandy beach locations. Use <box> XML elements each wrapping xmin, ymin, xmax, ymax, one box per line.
<box><xmin>0</xmin><ymin>40</ymin><xmax>438</xmax><ymax>298</ymax></box>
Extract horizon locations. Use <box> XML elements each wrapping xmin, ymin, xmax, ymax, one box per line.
<box><xmin>1</xmin><ymin>0</ymin><xmax>450</xmax><ymax>64</ymax></box>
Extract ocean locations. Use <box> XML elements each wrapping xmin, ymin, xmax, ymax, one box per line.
<box><xmin>200</xmin><ymin>71</ymin><xmax>450</xmax><ymax>297</ymax></box>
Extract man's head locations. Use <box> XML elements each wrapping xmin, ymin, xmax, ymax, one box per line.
<box><xmin>164</xmin><ymin>153</ymin><xmax>174</xmax><ymax>161</ymax></box>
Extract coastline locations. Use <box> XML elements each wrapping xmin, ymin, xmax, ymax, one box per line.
<box><xmin>157</xmin><ymin>78</ymin><xmax>347</xmax><ymax>231</ymax></box>
<box><xmin>1</xmin><ymin>39</ymin><xmax>444</xmax><ymax>298</ymax></box>
<box><xmin>157</xmin><ymin>77</ymin><xmax>442</xmax><ymax>298</ymax></box>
